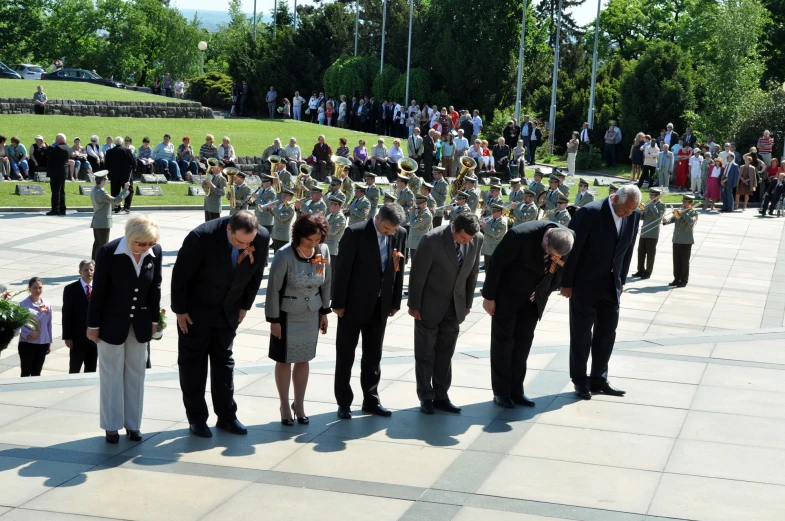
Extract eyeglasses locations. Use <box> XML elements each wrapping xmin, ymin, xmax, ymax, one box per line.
<box><xmin>134</xmin><ymin>241</ymin><xmax>157</xmax><ymax>248</ymax></box>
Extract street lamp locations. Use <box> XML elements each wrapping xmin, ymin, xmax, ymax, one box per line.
<box><xmin>198</xmin><ymin>41</ymin><xmax>207</xmax><ymax>76</ymax></box>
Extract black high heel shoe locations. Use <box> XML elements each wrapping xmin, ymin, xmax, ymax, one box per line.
<box><xmin>127</xmin><ymin>430</ymin><xmax>142</xmax><ymax>442</ymax></box>
<box><xmin>105</xmin><ymin>431</ymin><xmax>119</xmax><ymax>444</ymax></box>
<box><xmin>292</xmin><ymin>402</ymin><xmax>309</xmax><ymax>425</ymax></box>
<box><xmin>280</xmin><ymin>407</ymin><xmax>294</xmax><ymax>427</ymax></box>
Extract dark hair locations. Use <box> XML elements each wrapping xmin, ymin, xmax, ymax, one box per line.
<box><xmin>28</xmin><ymin>277</ymin><xmax>43</xmax><ymax>288</ymax></box>
<box><xmin>0</xmin><ymin>135</ymin><xmax>5</xmax><ymax>143</ymax></box>
<box><xmin>79</xmin><ymin>260</ymin><xmax>94</xmax><ymax>270</ymax></box>
<box><xmin>143</xmin><ymin>136</ymin><xmax>150</xmax><ymax>143</ymax></box>
<box><xmin>378</xmin><ymin>203</ymin><xmax>406</xmax><ymax>226</ymax></box>
<box><xmin>339</xmin><ymin>137</ymin><xmax>347</xmax><ymax>145</ymax></box>
<box><xmin>452</xmin><ymin>213</ymin><xmax>480</xmax><ymax>236</ymax></box>
<box><xmin>292</xmin><ymin>213</ymin><xmax>329</xmax><ymax>246</ymax></box>
<box><xmin>229</xmin><ymin>210</ymin><xmax>259</xmax><ymax>234</ymax></box>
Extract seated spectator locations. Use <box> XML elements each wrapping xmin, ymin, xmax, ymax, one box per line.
<box><xmin>513</xmin><ymin>138</ymin><xmax>526</xmax><ymax>175</ymax></box>
<box><xmin>124</xmin><ymin>136</ymin><xmax>135</xmax><ymax>155</ymax></box>
<box><xmin>29</xmin><ymin>135</ymin><xmax>48</xmax><ymax>176</ymax></box>
<box><xmin>69</xmin><ymin>137</ymin><xmax>91</xmax><ymax>181</ymax></box>
<box><xmin>262</xmin><ymin>138</ymin><xmax>283</xmax><ymax>173</ymax></box>
<box><xmin>371</xmin><ymin>138</ymin><xmax>389</xmax><ymax>177</ymax></box>
<box><xmin>352</xmin><ymin>139</ymin><xmax>369</xmax><ymax>180</ymax></box>
<box><xmin>480</xmin><ymin>139</ymin><xmax>494</xmax><ymax>173</ymax></box>
<box><xmin>492</xmin><ymin>137</ymin><xmax>510</xmax><ymax>179</ymax></box>
<box><xmin>86</xmin><ymin>136</ymin><xmax>104</xmax><ymax>172</ymax></box>
<box><xmin>283</xmin><ymin>137</ymin><xmax>305</xmax><ymax>174</ymax></box>
<box><xmin>468</xmin><ymin>139</ymin><xmax>483</xmax><ymax>163</ymax></box>
<box><xmin>217</xmin><ymin>136</ymin><xmax>237</xmax><ymax>167</ymax></box>
<box><xmin>388</xmin><ymin>138</ymin><xmax>404</xmax><ymax>177</ymax></box>
<box><xmin>9</xmin><ymin>136</ymin><xmax>30</xmax><ymax>180</ymax></box>
<box><xmin>335</xmin><ymin>137</ymin><xmax>350</xmax><ymax>158</ymax></box>
<box><xmin>198</xmin><ymin>134</ymin><xmax>217</xmax><ymax>173</ymax></box>
<box><xmin>100</xmin><ymin>135</ymin><xmax>114</xmax><ymax>158</ymax></box>
<box><xmin>152</xmin><ymin>134</ymin><xmax>181</xmax><ymax>181</ymax></box>
<box><xmin>176</xmin><ymin>136</ymin><xmax>198</xmax><ymax>181</ymax></box>
<box><xmin>33</xmin><ymin>85</ymin><xmax>48</xmax><ymax>115</ymax></box>
<box><xmin>0</xmin><ymin>135</ymin><xmax>9</xmax><ymax>180</ymax></box>
<box><xmin>311</xmin><ymin>134</ymin><xmax>332</xmax><ymax>180</ymax></box>
<box><xmin>136</xmin><ymin>136</ymin><xmax>154</xmax><ymax>176</ymax></box>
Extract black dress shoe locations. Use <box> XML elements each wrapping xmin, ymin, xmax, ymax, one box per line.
<box><xmin>493</xmin><ymin>395</ymin><xmax>515</xmax><ymax>408</ymax></box>
<box><xmin>631</xmin><ymin>271</ymin><xmax>644</xmax><ymax>278</ymax></box>
<box><xmin>574</xmin><ymin>384</ymin><xmax>592</xmax><ymax>400</ymax></box>
<box><xmin>420</xmin><ymin>399</ymin><xmax>435</xmax><ymax>415</ymax></box>
<box><xmin>337</xmin><ymin>406</ymin><xmax>353</xmax><ymax>420</ymax></box>
<box><xmin>105</xmin><ymin>431</ymin><xmax>120</xmax><ymax>444</ymax></box>
<box><xmin>126</xmin><ymin>430</ymin><xmax>142</xmax><ymax>441</ymax></box>
<box><xmin>511</xmin><ymin>394</ymin><xmax>535</xmax><ymax>407</ymax></box>
<box><xmin>189</xmin><ymin>423</ymin><xmax>213</xmax><ymax>438</ymax></box>
<box><xmin>216</xmin><ymin>418</ymin><xmax>248</xmax><ymax>434</ymax></box>
<box><xmin>590</xmin><ymin>380</ymin><xmax>626</xmax><ymax>396</ymax></box>
<box><xmin>640</xmin><ymin>273</ymin><xmax>651</xmax><ymax>280</ymax></box>
<box><xmin>45</xmin><ymin>211</ymin><xmax>58</xmax><ymax>216</ymax></box>
<box><xmin>362</xmin><ymin>404</ymin><xmax>393</xmax><ymax>417</ymax></box>
<box><xmin>433</xmin><ymin>399</ymin><xmax>462</xmax><ymax>413</ymax></box>
<box><xmin>668</xmin><ymin>280</ymin><xmax>679</xmax><ymax>286</ymax></box>
<box><xmin>676</xmin><ymin>282</ymin><xmax>688</xmax><ymax>288</ymax></box>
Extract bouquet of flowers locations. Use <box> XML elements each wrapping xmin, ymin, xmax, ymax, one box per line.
<box><xmin>0</xmin><ymin>288</ymin><xmax>40</xmax><ymax>352</ymax></box>
<box><xmin>152</xmin><ymin>308</ymin><xmax>167</xmax><ymax>340</ymax></box>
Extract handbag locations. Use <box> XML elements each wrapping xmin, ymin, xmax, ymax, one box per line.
<box><xmin>305</xmin><ymin>108</ymin><xmax>311</xmax><ymax>115</ymax></box>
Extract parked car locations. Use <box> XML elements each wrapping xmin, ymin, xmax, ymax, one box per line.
<box><xmin>41</xmin><ymin>68</ymin><xmax>125</xmax><ymax>88</ymax></box>
<box><xmin>0</xmin><ymin>61</ymin><xmax>22</xmax><ymax>79</ymax></box>
<box><xmin>12</xmin><ymin>63</ymin><xmax>45</xmax><ymax>80</ymax></box>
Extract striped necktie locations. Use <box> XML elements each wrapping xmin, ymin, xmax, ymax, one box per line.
<box><xmin>456</xmin><ymin>242</ymin><xmax>463</xmax><ymax>267</ymax></box>
<box><xmin>379</xmin><ymin>234</ymin><xmax>388</xmax><ymax>270</ymax></box>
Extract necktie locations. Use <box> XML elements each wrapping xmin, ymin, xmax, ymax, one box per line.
<box><xmin>237</xmin><ymin>246</ymin><xmax>255</xmax><ymax>266</ymax></box>
<box><xmin>543</xmin><ymin>252</ymin><xmax>550</xmax><ymax>273</ymax></box>
<box><xmin>379</xmin><ymin>234</ymin><xmax>388</xmax><ymax>270</ymax></box>
<box><xmin>85</xmin><ymin>285</ymin><xmax>91</xmax><ymax>299</ymax></box>
<box><xmin>456</xmin><ymin>242</ymin><xmax>463</xmax><ymax>268</ymax></box>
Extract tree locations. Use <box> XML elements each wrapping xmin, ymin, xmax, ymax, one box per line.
<box><xmin>535</xmin><ymin>0</ymin><xmax>586</xmax><ymax>47</ymax></box>
<box><xmin>761</xmin><ymin>0</ymin><xmax>785</xmax><ymax>85</ymax></box>
<box><xmin>0</xmin><ymin>0</ymin><xmax>48</xmax><ymax>64</ymax></box>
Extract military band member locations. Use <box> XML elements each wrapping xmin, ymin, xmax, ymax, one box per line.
<box><xmin>574</xmin><ymin>178</ymin><xmax>594</xmax><ymax>207</ymax></box>
<box><xmin>508</xmin><ymin>178</ymin><xmax>525</xmax><ymax>207</ymax></box>
<box><xmin>326</xmin><ymin>195</ymin><xmax>347</xmax><ymax>280</ymax></box>
<box><xmin>300</xmin><ymin>186</ymin><xmax>327</xmax><ymax>215</ymax></box>
<box><xmin>229</xmin><ymin>171</ymin><xmax>252</xmax><ymax>215</ymax></box>
<box><xmin>339</xmin><ymin>166</ymin><xmax>353</xmax><ymax>201</ymax></box>
<box><xmin>549</xmin><ymin>193</ymin><xmax>571</xmax><ymax>225</ymax></box>
<box><xmin>608</xmin><ymin>183</ymin><xmax>620</xmax><ymax>196</ymax></box>
<box><xmin>383</xmin><ymin>191</ymin><xmax>398</xmax><ymax>205</ymax></box>
<box><xmin>364</xmin><ymin>173</ymin><xmax>381</xmax><ymax>216</ymax></box>
<box><xmin>527</xmin><ymin>169</ymin><xmax>546</xmax><ymax>198</ymax></box>
<box><xmin>555</xmin><ymin>171</ymin><xmax>570</xmax><ymax>198</ymax></box>
<box><xmin>326</xmin><ymin>176</ymin><xmax>345</xmax><ymax>203</ymax></box>
<box><xmin>407</xmin><ymin>195</ymin><xmax>433</xmax><ymax>260</ymax></box>
<box><xmin>274</xmin><ymin>159</ymin><xmax>294</xmax><ymax>198</ymax></box>
<box><xmin>514</xmin><ymin>189</ymin><xmax>539</xmax><ymax>223</ymax></box>
<box><xmin>396</xmin><ymin>175</ymin><xmax>415</xmax><ymax>212</ymax></box>
<box><xmin>463</xmin><ymin>175</ymin><xmax>480</xmax><ymax>213</ymax></box>
<box><xmin>633</xmin><ymin>187</ymin><xmax>666</xmax><ymax>279</ymax></box>
<box><xmin>90</xmin><ymin>171</ymin><xmax>130</xmax><ymax>261</ymax></box>
<box><xmin>408</xmin><ymin>170</ymin><xmax>423</xmax><ymax>194</ymax></box>
<box><xmin>204</xmin><ymin>158</ymin><xmax>228</xmax><ymax>222</ymax></box>
<box><xmin>481</xmin><ymin>203</ymin><xmax>508</xmax><ymax>269</ymax></box>
<box><xmin>663</xmin><ymin>194</ymin><xmax>698</xmax><ymax>288</ymax></box>
<box><xmin>254</xmin><ymin>174</ymin><xmax>277</xmax><ymax>234</ymax></box>
<box><xmin>431</xmin><ymin>167</ymin><xmax>449</xmax><ymax>226</ymax></box>
<box><xmin>420</xmin><ymin>182</ymin><xmax>436</xmax><ymax>216</ymax></box>
<box><xmin>270</xmin><ymin>188</ymin><xmax>297</xmax><ymax>251</ymax></box>
<box><xmin>450</xmin><ymin>191</ymin><xmax>473</xmax><ymax>220</ymax></box>
<box><xmin>347</xmin><ymin>184</ymin><xmax>371</xmax><ymax>225</ymax></box>
<box><xmin>542</xmin><ymin>174</ymin><xmax>561</xmax><ymax>210</ymax></box>
<box><xmin>482</xmin><ymin>184</ymin><xmax>503</xmax><ymax>217</ymax></box>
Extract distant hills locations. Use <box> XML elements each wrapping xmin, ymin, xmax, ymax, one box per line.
<box><xmin>179</xmin><ymin>9</ymin><xmax>269</xmax><ymax>32</ymax></box>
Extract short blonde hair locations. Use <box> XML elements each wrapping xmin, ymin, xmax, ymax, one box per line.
<box><xmin>206</xmin><ymin>134</ymin><xmax>214</xmax><ymax>141</ymax></box>
<box><xmin>125</xmin><ymin>215</ymin><xmax>160</xmax><ymax>244</ymax></box>
<box><xmin>222</xmin><ymin>136</ymin><xmax>231</xmax><ymax>143</ymax></box>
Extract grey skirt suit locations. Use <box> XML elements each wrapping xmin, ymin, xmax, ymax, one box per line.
<box><xmin>265</xmin><ymin>243</ymin><xmax>331</xmax><ymax>363</ymax></box>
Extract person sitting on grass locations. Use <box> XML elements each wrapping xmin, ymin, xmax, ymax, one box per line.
<box><xmin>8</xmin><ymin>136</ymin><xmax>30</xmax><ymax>181</ymax></box>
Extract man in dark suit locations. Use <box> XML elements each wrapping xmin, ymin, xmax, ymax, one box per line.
<box><xmin>561</xmin><ymin>185</ymin><xmax>641</xmax><ymax>400</ymax></box>
<box><xmin>664</xmin><ymin>123</ymin><xmax>680</xmax><ymax>148</ymax></box>
<box><xmin>578</xmin><ymin>122</ymin><xmax>593</xmax><ymax>152</ymax></box>
<box><xmin>408</xmin><ymin>215</ymin><xmax>483</xmax><ymax>414</ymax></box>
<box><xmin>46</xmin><ymin>133</ymin><xmax>70</xmax><ymax>216</ymax></box>
<box><xmin>350</xmin><ymin>97</ymin><xmax>360</xmax><ymax>130</ymax></box>
<box><xmin>422</xmin><ymin>129</ymin><xmax>436</xmax><ymax>183</ymax></box>
<box><xmin>171</xmin><ymin>211</ymin><xmax>270</xmax><ymax>437</ymax></box>
<box><xmin>492</xmin><ymin>138</ymin><xmax>511</xmax><ymax>180</ymax></box>
<box><xmin>62</xmin><ymin>260</ymin><xmax>97</xmax><ymax>373</ymax></box>
<box><xmin>482</xmin><ymin>221</ymin><xmax>575</xmax><ymax>407</ymax></box>
<box><xmin>682</xmin><ymin>127</ymin><xmax>697</xmax><ymax>148</ymax></box>
<box><xmin>366</xmin><ymin>97</ymin><xmax>377</xmax><ymax>133</ymax></box>
<box><xmin>761</xmin><ymin>173</ymin><xmax>785</xmax><ymax>216</ymax></box>
<box><xmin>332</xmin><ymin>203</ymin><xmax>407</xmax><ymax>419</ymax></box>
<box><xmin>105</xmin><ymin>137</ymin><xmax>136</xmax><ymax>214</ymax></box>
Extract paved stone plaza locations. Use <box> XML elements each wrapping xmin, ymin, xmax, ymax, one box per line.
<box><xmin>0</xmin><ymin>207</ymin><xmax>784</xmax><ymax>521</ymax></box>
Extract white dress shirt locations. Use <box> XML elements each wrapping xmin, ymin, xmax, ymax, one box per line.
<box><xmin>80</xmin><ymin>278</ymin><xmax>92</xmax><ymax>296</ymax></box>
<box><xmin>609</xmin><ymin>201</ymin><xmax>623</xmax><ymax>236</ymax></box>
<box><xmin>115</xmin><ymin>236</ymin><xmax>156</xmax><ymax>277</ymax></box>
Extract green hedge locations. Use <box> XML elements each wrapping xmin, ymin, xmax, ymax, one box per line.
<box><xmin>187</xmin><ymin>72</ymin><xmax>233</xmax><ymax>108</ymax></box>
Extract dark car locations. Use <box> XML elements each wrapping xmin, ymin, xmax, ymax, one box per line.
<box><xmin>41</xmin><ymin>68</ymin><xmax>125</xmax><ymax>88</ymax></box>
<box><xmin>0</xmin><ymin>60</ymin><xmax>22</xmax><ymax>79</ymax></box>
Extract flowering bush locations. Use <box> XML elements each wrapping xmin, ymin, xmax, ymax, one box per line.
<box><xmin>158</xmin><ymin>309</ymin><xmax>167</xmax><ymax>331</ymax></box>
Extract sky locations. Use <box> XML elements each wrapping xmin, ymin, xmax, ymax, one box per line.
<box><xmin>172</xmin><ymin>0</ymin><xmax>607</xmax><ymax>27</ymax></box>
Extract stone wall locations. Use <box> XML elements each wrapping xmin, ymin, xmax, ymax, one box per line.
<box><xmin>0</xmin><ymin>98</ymin><xmax>214</xmax><ymax>119</ymax></box>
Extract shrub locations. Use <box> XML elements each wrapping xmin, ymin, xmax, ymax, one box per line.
<box><xmin>372</xmin><ymin>66</ymin><xmax>401</xmax><ymax>100</ymax></box>
<box><xmin>483</xmin><ymin>106</ymin><xmax>516</xmax><ymax>143</ymax></box>
<box><xmin>575</xmin><ymin>148</ymin><xmax>603</xmax><ymax>170</ymax></box>
<box><xmin>187</xmin><ymin>72</ymin><xmax>233</xmax><ymax>108</ymax></box>
<box><xmin>428</xmin><ymin>90</ymin><xmax>451</xmax><ymax>113</ymax></box>
<box><xmin>388</xmin><ymin>68</ymin><xmax>429</xmax><ymax>105</ymax></box>
<box><xmin>733</xmin><ymin>89</ymin><xmax>785</xmax><ymax>158</ymax></box>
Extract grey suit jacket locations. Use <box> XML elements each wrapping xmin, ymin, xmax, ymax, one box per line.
<box><xmin>407</xmin><ymin>224</ymin><xmax>483</xmax><ymax>325</ymax></box>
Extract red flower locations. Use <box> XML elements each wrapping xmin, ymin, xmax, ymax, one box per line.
<box><xmin>161</xmin><ymin>309</ymin><xmax>166</xmax><ymax>314</ymax></box>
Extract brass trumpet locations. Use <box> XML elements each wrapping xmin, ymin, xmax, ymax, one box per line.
<box><xmin>639</xmin><ymin>195</ymin><xmax>661</xmax><ymax>211</ymax></box>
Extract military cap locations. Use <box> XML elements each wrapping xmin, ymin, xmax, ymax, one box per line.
<box><xmin>491</xmin><ymin>202</ymin><xmax>504</xmax><ymax>211</ymax></box>
<box><xmin>260</xmin><ymin>173</ymin><xmax>275</xmax><ymax>182</ymax></box>
<box><xmin>555</xmin><ymin>172</ymin><xmax>566</xmax><ymax>179</ymax></box>
<box><xmin>235</xmin><ymin>171</ymin><xmax>247</xmax><ymax>178</ymax></box>
<box><xmin>557</xmin><ymin>193</ymin><xmax>570</xmax><ymax>204</ymax></box>
<box><xmin>549</xmin><ymin>174</ymin><xmax>560</xmax><ymax>182</ymax></box>
<box><xmin>650</xmin><ymin>187</ymin><xmax>663</xmax><ymax>195</ymax></box>
<box><xmin>433</xmin><ymin>166</ymin><xmax>446</xmax><ymax>172</ymax></box>
<box><xmin>364</xmin><ymin>172</ymin><xmax>376</xmax><ymax>178</ymax></box>
<box><xmin>523</xmin><ymin>189</ymin><xmax>535</xmax><ymax>196</ymax></box>
<box><xmin>354</xmin><ymin>183</ymin><xmax>367</xmax><ymax>192</ymax></box>
<box><xmin>490</xmin><ymin>184</ymin><xmax>501</xmax><ymax>191</ymax></box>
<box><xmin>397</xmin><ymin>174</ymin><xmax>410</xmax><ymax>182</ymax></box>
<box><xmin>93</xmin><ymin>170</ymin><xmax>109</xmax><ymax>179</ymax></box>
<box><xmin>510</xmin><ymin>178</ymin><xmax>522</xmax><ymax>185</ymax></box>
<box><xmin>329</xmin><ymin>196</ymin><xmax>344</xmax><ymax>204</ymax></box>
<box><xmin>464</xmin><ymin>175</ymin><xmax>478</xmax><ymax>183</ymax></box>
<box><xmin>682</xmin><ymin>194</ymin><xmax>695</xmax><ymax>201</ymax></box>
<box><xmin>310</xmin><ymin>185</ymin><xmax>324</xmax><ymax>193</ymax></box>
<box><xmin>281</xmin><ymin>188</ymin><xmax>295</xmax><ymax>196</ymax></box>
<box><xmin>421</xmin><ymin>182</ymin><xmax>433</xmax><ymax>190</ymax></box>
<box><xmin>534</xmin><ymin>168</ymin><xmax>544</xmax><ymax>176</ymax></box>
<box><xmin>383</xmin><ymin>192</ymin><xmax>397</xmax><ymax>201</ymax></box>
<box><xmin>489</xmin><ymin>177</ymin><xmax>501</xmax><ymax>184</ymax></box>
<box><xmin>455</xmin><ymin>191</ymin><xmax>469</xmax><ymax>200</ymax></box>
<box><xmin>609</xmin><ymin>183</ymin><xmax>620</xmax><ymax>191</ymax></box>
<box><xmin>329</xmin><ymin>177</ymin><xmax>341</xmax><ymax>185</ymax></box>
<box><xmin>415</xmin><ymin>194</ymin><xmax>428</xmax><ymax>203</ymax></box>
<box><xmin>578</xmin><ymin>178</ymin><xmax>589</xmax><ymax>186</ymax></box>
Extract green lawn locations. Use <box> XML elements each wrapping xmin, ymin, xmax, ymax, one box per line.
<box><xmin>0</xmin><ymin>78</ymin><xmax>185</xmax><ymax>103</ymax></box>
<box><xmin>0</xmin><ymin>114</ymin><xmax>395</xmax><ymax>157</ymax></box>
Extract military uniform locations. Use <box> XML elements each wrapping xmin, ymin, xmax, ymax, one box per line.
<box><xmin>326</xmin><ymin>208</ymin><xmax>347</xmax><ymax>279</ymax></box>
<box><xmin>327</xmin><ymin>187</ymin><xmax>345</xmax><ymax>204</ymax></box>
<box><xmin>574</xmin><ymin>190</ymin><xmax>594</xmax><ymax>207</ymax></box>
<box><xmin>276</xmin><ymin>169</ymin><xmax>294</xmax><ymax>196</ymax></box>
<box><xmin>255</xmin><ymin>185</ymin><xmax>277</xmax><ymax>231</ymax></box>
<box><xmin>425</xmin><ymin>193</ymin><xmax>437</xmax><ymax>215</ymax></box>
<box><xmin>542</xmin><ymin>189</ymin><xmax>559</xmax><ymax>210</ymax></box>
<box><xmin>508</xmin><ymin>188</ymin><xmax>525</xmax><ymax>206</ymax></box>
<box><xmin>557</xmin><ymin>183</ymin><xmax>570</xmax><ymax>197</ymax></box>
<box><xmin>406</xmin><ymin>207</ymin><xmax>433</xmax><ymax>255</ymax></box>
<box><xmin>408</xmin><ymin>173</ymin><xmax>423</xmax><ymax>194</ymax></box>
<box><xmin>664</xmin><ymin>201</ymin><xmax>698</xmax><ymax>286</ymax></box>
<box><xmin>549</xmin><ymin>208</ymin><xmax>571</xmax><ymax>226</ymax></box>
<box><xmin>340</xmin><ymin>176</ymin><xmax>354</xmax><ymax>201</ymax></box>
<box><xmin>465</xmin><ymin>187</ymin><xmax>480</xmax><ymax>213</ymax></box>
<box><xmin>90</xmin><ymin>177</ymin><xmax>129</xmax><ymax>260</ymax></box>
<box><xmin>229</xmin><ymin>182</ymin><xmax>252</xmax><ymax>215</ymax></box>
<box><xmin>481</xmin><ymin>215</ymin><xmax>508</xmax><ymax>264</ymax></box>
<box><xmin>483</xmin><ymin>194</ymin><xmax>503</xmax><ymax>217</ymax></box>
<box><xmin>204</xmin><ymin>171</ymin><xmax>227</xmax><ymax>221</ymax></box>
<box><xmin>635</xmin><ymin>197</ymin><xmax>666</xmax><ymax>278</ymax></box>
<box><xmin>347</xmin><ymin>195</ymin><xmax>371</xmax><ymax>225</ymax></box>
<box><xmin>432</xmin><ymin>177</ymin><xmax>449</xmax><ymax>225</ymax></box>
<box><xmin>450</xmin><ymin>203</ymin><xmax>472</xmax><ymax>220</ymax></box>
<box><xmin>514</xmin><ymin>201</ymin><xmax>538</xmax><ymax>223</ymax></box>
<box><xmin>301</xmin><ymin>197</ymin><xmax>327</xmax><ymax>215</ymax></box>
<box><xmin>365</xmin><ymin>182</ymin><xmax>381</xmax><ymax>215</ymax></box>
<box><xmin>397</xmin><ymin>186</ymin><xmax>415</xmax><ymax>212</ymax></box>
<box><xmin>271</xmin><ymin>200</ymin><xmax>295</xmax><ymax>251</ymax></box>
<box><xmin>528</xmin><ymin>179</ymin><xmax>545</xmax><ymax>198</ymax></box>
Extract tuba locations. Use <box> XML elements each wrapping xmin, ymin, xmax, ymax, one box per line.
<box><xmin>398</xmin><ymin>157</ymin><xmax>418</xmax><ymax>177</ymax></box>
<box><xmin>268</xmin><ymin>155</ymin><xmax>282</xmax><ymax>192</ymax></box>
<box><xmin>451</xmin><ymin>156</ymin><xmax>476</xmax><ymax>197</ymax></box>
<box><xmin>224</xmin><ymin>166</ymin><xmax>240</xmax><ymax>208</ymax></box>
<box><xmin>204</xmin><ymin>158</ymin><xmax>221</xmax><ymax>196</ymax></box>
<box><xmin>331</xmin><ymin>155</ymin><xmax>353</xmax><ymax>205</ymax></box>
<box><xmin>295</xmin><ymin>164</ymin><xmax>312</xmax><ymax>199</ymax></box>
<box><xmin>503</xmin><ymin>206</ymin><xmax>516</xmax><ymax>223</ymax></box>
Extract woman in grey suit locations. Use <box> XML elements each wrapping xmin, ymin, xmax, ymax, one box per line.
<box><xmin>90</xmin><ymin>171</ymin><xmax>130</xmax><ymax>260</ymax></box>
<box><xmin>266</xmin><ymin>213</ymin><xmax>331</xmax><ymax>426</ymax></box>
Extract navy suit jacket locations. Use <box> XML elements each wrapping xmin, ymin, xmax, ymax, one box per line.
<box><xmin>561</xmin><ymin>198</ymin><xmax>640</xmax><ymax>302</ymax></box>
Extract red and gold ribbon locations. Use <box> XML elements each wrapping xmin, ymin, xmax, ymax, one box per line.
<box><xmin>311</xmin><ymin>254</ymin><xmax>329</xmax><ymax>275</ymax></box>
<box><xmin>237</xmin><ymin>245</ymin><xmax>255</xmax><ymax>265</ymax></box>
<box><xmin>548</xmin><ymin>255</ymin><xmax>564</xmax><ymax>274</ymax></box>
<box><xmin>392</xmin><ymin>249</ymin><xmax>405</xmax><ymax>272</ymax></box>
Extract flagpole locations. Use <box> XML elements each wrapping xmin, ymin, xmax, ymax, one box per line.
<box><xmin>547</xmin><ymin>0</ymin><xmax>563</xmax><ymax>156</ymax></box>
<box><xmin>514</xmin><ymin>0</ymin><xmax>528</xmax><ymax>123</ymax></box>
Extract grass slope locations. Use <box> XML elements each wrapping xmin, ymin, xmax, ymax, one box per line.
<box><xmin>0</xmin><ymin>79</ymin><xmax>186</xmax><ymax>103</ymax></box>
<box><xmin>0</xmin><ymin>115</ymin><xmax>395</xmax><ymax>156</ymax></box>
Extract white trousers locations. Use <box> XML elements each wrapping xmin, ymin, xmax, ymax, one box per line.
<box><xmin>98</xmin><ymin>326</ymin><xmax>147</xmax><ymax>431</ymax></box>
<box><xmin>690</xmin><ymin>177</ymin><xmax>701</xmax><ymax>193</ymax></box>
<box><xmin>567</xmin><ymin>152</ymin><xmax>576</xmax><ymax>177</ymax></box>
<box><xmin>293</xmin><ymin>106</ymin><xmax>301</xmax><ymax>121</ymax></box>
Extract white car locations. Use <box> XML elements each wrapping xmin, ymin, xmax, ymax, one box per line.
<box><xmin>12</xmin><ymin>64</ymin><xmax>45</xmax><ymax>80</ymax></box>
